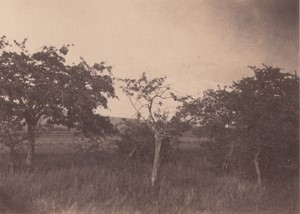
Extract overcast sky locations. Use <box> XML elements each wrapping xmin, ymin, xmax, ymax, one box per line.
<box><xmin>0</xmin><ymin>0</ymin><xmax>298</xmax><ymax>117</ymax></box>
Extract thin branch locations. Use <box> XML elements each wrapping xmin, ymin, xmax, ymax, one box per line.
<box><xmin>126</xmin><ymin>95</ymin><xmax>147</xmax><ymax>121</ymax></box>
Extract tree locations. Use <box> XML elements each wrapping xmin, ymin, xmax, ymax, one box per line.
<box><xmin>0</xmin><ymin>106</ymin><xmax>25</xmax><ymax>173</ymax></box>
<box><xmin>178</xmin><ymin>65</ymin><xmax>299</xmax><ymax>186</ymax></box>
<box><xmin>0</xmin><ymin>36</ymin><xmax>116</xmax><ymax>172</ymax></box>
<box><xmin>121</xmin><ymin>73</ymin><xmax>180</xmax><ymax>186</ymax></box>
<box><xmin>177</xmin><ymin>87</ymin><xmax>239</xmax><ymax>173</ymax></box>
<box><xmin>230</xmin><ymin>65</ymin><xmax>299</xmax><ymax>185</ymax></box>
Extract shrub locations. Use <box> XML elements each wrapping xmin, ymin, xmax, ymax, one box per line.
<box><xmin>116</xmin><ymin>119</ymin><xmax>177</xmax><ymax>162</ymax></box>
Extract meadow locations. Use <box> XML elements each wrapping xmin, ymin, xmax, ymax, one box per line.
<box><xmin>0</xmin><ymin>134</ymin><xmax>298</xmax><ymax>214</ymax></box>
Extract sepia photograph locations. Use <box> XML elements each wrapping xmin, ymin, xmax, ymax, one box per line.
<box><xmin>0</xmin><ymin>0</ymin><xmax>299</xmax><ymax>213</ymax></box>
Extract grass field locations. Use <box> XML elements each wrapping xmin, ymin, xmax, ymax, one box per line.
<box><xmin>0</xmin><ymin>134</ymin><xmax>298</xmax><ymax>214</ymax></box>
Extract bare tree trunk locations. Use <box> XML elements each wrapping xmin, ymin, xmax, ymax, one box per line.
<box><xmin>254</xmin><ymin>150</ymin><xmax>262</xmax><ymax>187</ymax></box>
<box><xmin>25</xmin><ymin>123</ymin><xmax>36</xmax><ymax>173</ymax></box>
<box><xmin>9</xmin><ymin>146</ymin><xmax>17</xmax><ymax>174</ymax></box>
<box><xmin>151</xmin><ymin>132</ymin><xmax>162</xmax><ymax>187</ymax></box>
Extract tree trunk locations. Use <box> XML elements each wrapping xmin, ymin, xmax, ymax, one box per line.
<box><xmin>254</xmin><ymin>150</ymin><xmax>262</xmax><ymax>187</ymax></box>
<box><xmin>25</xmin><ymin>123</ymin><xmax>36</xmax><ymax>173</ymax></box>
<box><xmin>223</xmin><ymin>143</ymin><xmax>234</xmax><ymax>174</ymax></box>
<box><xmin>151</xmin><ymin>132</ymin><xmax>162</xmax><ymax>187</ymax></box>
<box><xmin>9</xmin><ymin>146</ymin><xmax>17</xmax><ymax>174</ymax></box>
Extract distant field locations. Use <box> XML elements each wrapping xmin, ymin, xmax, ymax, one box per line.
<box><xmin>0</xmin><ymin>116</ymin><xmax>201</xmax><ymax>153</ymax></box>
<box><xmin>0</xmin><ymin>133</ymin><xmax>202</xmax><ymax>154</ymax></box>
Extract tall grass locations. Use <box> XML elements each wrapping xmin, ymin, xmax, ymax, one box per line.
<box><xmin>0</xmin><ymin>150</ymin><xmax>298</xmax><ymax>214</ymax></box>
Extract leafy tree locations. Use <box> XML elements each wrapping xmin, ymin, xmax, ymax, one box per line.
<box><xmin>231</xmin><ymin>65</ymin><xmax>299</xmax><ymax>185</ymax></box>
<box><xmin>177</xmin><ymin>87</ymin><xmax>239</xmax><ymax>173</ymax></box>
<box><xmin>120</xmin><ymin>73</ymin><xmax>182</xmax><ymax>186</ymax></box>
<box><xmin>0</xmin><ymin>37</ymin><xmax>116</xmax><ymax>172</ymax></box>
<box><xmin>178</xmin><ymin>65</ymin><xmax>299</xmax><ymax>186</ymax></box>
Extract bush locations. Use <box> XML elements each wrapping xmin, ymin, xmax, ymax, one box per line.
<box><xmin>116</xmin><ymin>119</ymin><xmax>177</xmax><ymax>162</ymax></box>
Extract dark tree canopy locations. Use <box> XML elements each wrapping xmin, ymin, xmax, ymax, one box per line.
<box><xmin>178</xmin><ymin>65</ymin><xmax>299</xmax><ymax>181</ymax></box>
<box><xmin>231</xmin><ymin>66</ymin><xmax>299</xmax><ymax>156</ymax></box>
<box><xmin>0</xmin><ymin>37</ymin><xmax>115</xmax><ymax>135</ymax></box>
<box><xmin>0</xmin><ymin>36</ymin><xmax>116</xmax><ymax>171</ymax></box>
